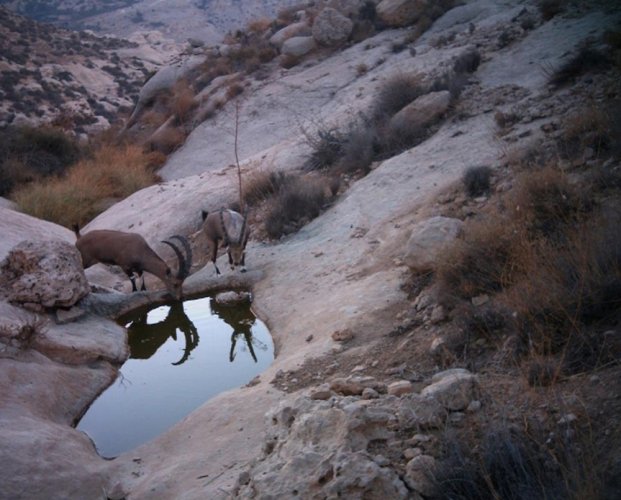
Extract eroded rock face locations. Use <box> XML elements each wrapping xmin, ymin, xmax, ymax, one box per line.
<box><xmin>236</xmin><ymin>395</ymin><xmax>408</xmax><ymax>498</ymax></box>
<box><xmin>0</xmin><ymin>240</ymin><xmax>90</xmax><ymax>312</ymax></box>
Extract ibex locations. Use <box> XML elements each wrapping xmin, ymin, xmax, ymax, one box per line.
<box><xmin>201</xmin><ymin>208</ymin><xmax>249</xmax><ymax>275</ymax></box>
<box><xmin>73</xmin><ymin>225</ymin><xmax>192</xmax><ymax>300</ymax></box>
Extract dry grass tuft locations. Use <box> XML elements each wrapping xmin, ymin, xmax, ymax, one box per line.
<box><xmin>12</xmin><ymin>143</ymin><xmax>158</xmax><ymax>227</ymax></box>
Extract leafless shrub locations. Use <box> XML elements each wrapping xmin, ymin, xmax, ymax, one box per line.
<box><xmin>371</xmin><ymin>73</ymin><xmax>425</xmax><ymax>120</ymax></box>
<box><xmin>537</xmin><ymin>0</ymin><xmax>564</xmax><ymax>21</ymax></box>
<box><xmin>265</xmin><ymin>176</ymin><xmax>330</xmax><ymax>239</ymax></box>
<box><xmin>463</xmin><ymin>166</ymin><xmax>492</xmax><ymax>197</ymax></box>
<box><xmin>549</xmin><ymin>45</ymin><xmax>611</xmax><ymax>88</ymax></box>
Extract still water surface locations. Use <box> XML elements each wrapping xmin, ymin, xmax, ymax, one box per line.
<box><xmin>77</xmin><ymin>296</ymin><xmax>273</xmax><ymax>458</ymax></box>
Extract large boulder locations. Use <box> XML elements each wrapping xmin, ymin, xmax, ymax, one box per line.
<box><xmin>281</xmin><ymin>36</ymin><xmax>317</xmax><ymax>57</ymax></box>
<box><xmin>124</xmin><ymin>55</ymin><xmax>205</xmax><ymax>129</ymax></box>
<box><xmin>420</xmin><ymin>369</ymin><xmax>479</xmax><ymax>411</ymax></box>
<box><xmin>269</xmin><ymin>21</ymin><xmax>311</xmax><ymax>48</ymax></box>
<box><xmin>404</xmin><ymin>216</ymin><xmax>463</xmax><ymax>272</ymax></box>
<box><xmin>389</xmin><ymin>90</ymin><xmax>452</xmax><ymax>135</ymax></box>
<box><xmin>376</xmin><ymin>0</ymin><xmax>429</xmax><ymax>27</ymax></box>
<box><xmin>0</xmin><ymin>240</ymin><xmax>90</xmax><ymax>312</ymax></box>
<box><xmin>312</xmin><ymin>8</ymin><xmax>354</xmax><ymax>46</ymax></box>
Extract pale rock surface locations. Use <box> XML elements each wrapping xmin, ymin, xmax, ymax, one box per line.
<box><xmin>269</xmin><ymin>21</ymin><xmax>311</xmax><ymax>47</ymax></box>
<box><xmin>0</xmin><ymin>240</ymin><xmax>90</xmax><ymax>311</ymax></box>
<box><xmin>236</xmin><ymin>395</ymin><xmax>408</xmax><ymax>498</ymax></box>
<box><xmin>396</xmin><ymin>393</ymin><xmax>447</xmax><ymax>429</ymax></box>
<box><xmin>389</xmin><ymin>90</ymin><xmax>452</xmax><ymax>134</ymax></box>
<box><xmin>281</xmin><ymin>35</ymin><xmax>317</xmax><ymax>57</ymax></box>
<box><xmin>404</xmin><ymin>454</ymin><xmax>437</xmax><ymax>496</ymax></box>
<box><xmin>403</xmin><ymin>216</ymin><xmax>464</xmax><ymax>272</ymax></box>
<box><xmin>376</xmin><ymin>0</ymin><xmax>428</xmax><ymax>27</ymax></box>
<box><xmin>421</xmin><ymin>369</ymin><xmax>478</xmax><ymax>411</ymax></box>
<box><xmin>125</xmin><ymin>55</ymin><xmax>206</xmax><ymax>128</ymax></box>
<box><xmin>312</xmin><ymin>7</ymin><xmax>354</xmax><ymax>46</ymax></box>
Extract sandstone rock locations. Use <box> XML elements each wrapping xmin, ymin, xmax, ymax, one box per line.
<box><xmin>214</xmin><ymin>290</ymin><xmax>252</xmax><ymax>306</ymax></box>
<box><xmin>327</xmin><ymin>0</ymin><xmax>368</xmax><ymax>18</ymax></box>
<box><xmin>269</xmin><ymin>21</ymin><xmax>311</xmax><ymax>48</ymax></box>
<box><xmin>404</xmin><ymin>216</ymin><xmax>463</xmax><ymax>272</ymax></box>
<box><xmin>377</xmin><ymin>0</ymin><xmax>428</xmax><ymax>27</ymax></box>
<box><xmin>310</xmin><ymin>385</ymin><xmax>333</xmax><ymax>400</ymax></box>
<box><xmin>390</xmin><ymin>90</ymin><xmax>452</xmax><ymax>136</ymax></box>
<box><xmin>422</xmin><ymin>369</ymin><xmax>478</xmax><ymax>411</ymax></box>
<box><xmin>281</xmin><ymin>36</ymin><xmax>316</xmax><ymax>57</ymax></box>
<box><xmin>312</xmin><ymin>8</ymin><xmax>354</xmax><ymax>46</ymax></box>
<box><xmin>0</xmin><ymin>240</ymin><xmax>90</xmax><ymax>312</ymax></box>
<box><xmin>330</xmin><ymin>377</ymin><xmax>364</xmax><ymax>395</ymax></box>
<box><xmin>388</xmin><ymin>380</ymin><xmax>414</xmax><ymax>396</ymax></box>
<box><xmin>397</xmin><ymin>393</ymin><xmax>447</xmax><ymax>429</ymax></box>
<box><xmin>125</xmin><ymin>56</ymin><xmax>205</xmax><ymax>128</ymax></box>
<box><xmin>404</xmin><ymin>454</ymin><xmax>437</xmax><ymax>495</ymax></box>
<box><xmin>332</xmin><ymin>328</ymin><xmax>355</xmax><ymax>342</ymax></box>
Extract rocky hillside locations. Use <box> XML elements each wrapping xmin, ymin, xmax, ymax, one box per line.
<box><xmin>0</xmin><ymin>6</ymin><xmax>179</xmax><ymax>132</ymax></box>
<box><xmin>0</xmin><ymin>0</ymin><xmax>304</xmax><ymax>43</ymax></box>
<box><xmin>1</xmin><ymin>0</ymin><xmax>621</xmax><ymax>499</ymax></box>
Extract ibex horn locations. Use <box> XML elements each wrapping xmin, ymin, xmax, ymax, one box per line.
<box><xmin>239</xmin><ymin>212</ymin><xmax>248</xmax><ymax>245</ymax></box>
<box><xmin>219</xmin><ymin>208</ymin><xmax>231</xmax><ymax>246</ymax></box>
<box><xmin>162</xmin><ymin>235</ymin><xmax>192</xmax><ymax>279</ymax></box>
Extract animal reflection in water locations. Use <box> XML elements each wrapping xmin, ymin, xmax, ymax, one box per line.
<box><xmin>126</xmin><ymin>299</ymin><xmax>267</xmax><ymax>365</ymax></box>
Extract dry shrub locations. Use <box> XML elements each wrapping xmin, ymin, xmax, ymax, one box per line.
<box><xmin>226</xmin><ymin>82</ymin><xmax>245</xmax><ymax>100</ymax></box>
<box><xmin>147</xmin><ymin>126</ymin><xmax>186</xmax><ymax>154</ymax></box>
<box><xmin>436</xmin><ymin>217</ymin><xmax>528</xmax><ymax>299</ymax></box>
<box><xmin>549</xmin><ymin>45</ymin><xmax>611</xmax><ymax>87</ymax></box>
<box><xmin>559</xmin><ymin>104</ymin><xmax>617</xmax><ymax>159</ymax></box>
<box><xmin>356</xmin><ymin>63</ymin><xmax>368</xmax><ymax>75</ymax></box>
<box><xmin>12</xmin><ymin>144</ymin><xmax>158</xmax><ymax>227</ymax></box>
<box><xmin>538</xmin><ymin>0</ymin><xmax>563</xmax><ymax>21</ymax></box>
<box><xmin>434</xmin><ymin>425</ymin><xmax>598</xmax><ymax>500</ymax></box>
<box><xmin>170</xmin><ymin>79</ymin><xmax>197</xmax><ymax>124</ymax></box>
<box><xmin>141</xmin><ymin>109</ymin><xmax>168</xmax><ymax>128</ymax></box>
<box><xmin>265</xmin><ymin>175</ymin><xmax>330</xmax><ymax>239</ymax></box>
<box><xmin>244</xmin><ymin>170</ymin><xmax>293</xmax><ymax>207</ymax></box>
<box><xmin>463</xmin><ymin>166</ymin><xmax>492</xmax><ymax>197</ymax></box>
<box><xmin>372</xmin><ymin>73</ymin><xmax>425</xmax><ymax>120</ymax></box>
<box><xmin>0</xmin><ymin>125</ymin><xmax>81</xmax><ymax>195</ymax></box>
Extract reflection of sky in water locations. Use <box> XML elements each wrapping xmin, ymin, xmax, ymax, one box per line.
<box><xmin>76</xmin><ymin>297</ymin><xmax>273</xmax><ymax>458</ymax></box>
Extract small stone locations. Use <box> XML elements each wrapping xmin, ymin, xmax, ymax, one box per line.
<box><xmin>332</xmin><ymin>329</ymin><xmax>354</xmax><ymax>342</ymax></box>
<box><xmin>362</xmin><ymin>387</ymin><xmax>379</xmax><ymax>399</ymax></box>
<box><xmin>558</xmin><ymin>413</ymin><xmax>577</xmax><ymax>425</ymax></box>
<box><xmin>310</xmin><ymin>385</ymin><xmax>333</xmax><ymax>400</ymax></box>
<box><xmin>466</xmin><ymin>400</ymin><xmax>482</xmax><ymax>413</ymax></box>
<box><xmin>305</xmin><ymin>334</ymin><xmax>314</xmax><ymax>342</ymax></box>
<box><xmin>55</xmin><ymin>306</ymin><xmax>86</xmax><ymax>324</ymax></box>
<box><xmin>388</xmin><ymin>380</ymin><xmax>414</xmax><ymax>396</ymax></box>
<box><xmin>471</xmin><ymin>294</ymin><xmax>489</xmax><ymax>306</ymax></box>
<box><xmin>403</xmin><ymin>447</ymin><xmax>422</xmax><ymax>460</ymax></box>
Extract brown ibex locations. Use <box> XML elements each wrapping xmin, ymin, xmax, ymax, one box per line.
<box><xmin>201</xmin><ymin>208</ymin><xmax>249</xmax><ymax>275</ymax></box>
<box><xmin>73</xmin><ymin>225</ymin><xmax>192</xmax><ymax>300</ymax></box>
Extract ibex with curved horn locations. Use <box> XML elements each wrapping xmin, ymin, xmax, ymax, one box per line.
<box><xmin>73</xmin><ymin>225</ymin><xmax>192</xmax><ymax>300</ymax></box>
<box><xmin>201</xmin><ymin>208</ymin><xmax>249</xmax><ymax>275</ymax></box>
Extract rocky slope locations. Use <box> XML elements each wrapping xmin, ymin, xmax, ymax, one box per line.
<box><xmin>0</xmin><ymin>0</ymin><xmax>304</xmax><ymax>43</ymax></box>
<box><xmin>1</xmin><ymin>0</ymin><xmax>621</xmax><ymax>499</ymax></box>
<box><xmin>0</xmin><ymin>6</ymin><xmax>180</xmax><ymax>132</ymax></box>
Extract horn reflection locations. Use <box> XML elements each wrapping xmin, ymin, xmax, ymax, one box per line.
<box><xmin>123</xmin><ymin>298</ymin><xmax>268</xmax><ymax>365</ymax></box>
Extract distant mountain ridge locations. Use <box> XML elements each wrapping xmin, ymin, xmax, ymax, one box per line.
<box><xmin>0</xmin><ymin>0</ymin><xmax>302</xmax><ymax>43</ymax></box>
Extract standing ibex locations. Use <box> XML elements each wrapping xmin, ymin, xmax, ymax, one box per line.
<box><xmin>73</xmin><ymin>225</ymin><xmax>192</xmax><ymax>300</ymax></box>
<box><xmin>201</xmin><ymin>208</ymin><xmax>249</xmax><ymax>275</ymax></box>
